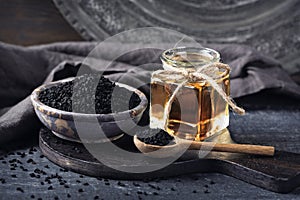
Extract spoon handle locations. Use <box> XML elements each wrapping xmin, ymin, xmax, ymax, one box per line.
<box><xmin>188</xmin><ymin>142</ymin><xmax>275</xmax><ymax>156</ymax></box>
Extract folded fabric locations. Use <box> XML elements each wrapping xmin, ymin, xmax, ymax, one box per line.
<box><xmin>0</xmin><ymin>41</ymin><xmax>299</xmax><ymax>144</ymax></box>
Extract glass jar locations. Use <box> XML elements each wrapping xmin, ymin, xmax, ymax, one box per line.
<box><xmin>150</xmin><ymin>47</ymin><xmax>230</xmax><ymax>141</ymax></box>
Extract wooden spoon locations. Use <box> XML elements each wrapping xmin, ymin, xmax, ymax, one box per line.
<box><xmin>133</xmin><ymin>135</ymin><xmax>275</xmax><ymax>156</ymax></box>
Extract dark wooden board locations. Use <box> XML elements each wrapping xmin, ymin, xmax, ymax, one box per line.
<box><xmin>39</xmin><ymin>127</ymin><xmax>300</xmax><ymax>193</ymax></box>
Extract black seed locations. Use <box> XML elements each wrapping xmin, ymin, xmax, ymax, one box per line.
<box><xmin>48</xmin><ymin>186</ymin><xmax>53</xmax><ymax>190</ymax></box>
<box><xmin>94</xmin><ymin>196</ymin><xmax>99</xmax><ymax>199</ymax></box>
<box><xmin>117</xmin><ymin>181</ymin><xmax>125</xmax><ymax>187</ymax></box>
<box><xmin>105</xmin><ymin>182</ymin><xmax>110</xmax><ymax>186</ymax></box>
<box><xmin>11</xmin><ymin>174</ymin><xmax>17</xmax><ymax>178</ymax></box>
<box><xmin>38</xmin><ymin>74</ymin><xmax>141</xmax><ymax>114</ymax></box>
<box><xmin>171</xmin><ymin>187</ymin><xmax>176</xmax><ymax>191</ymax></box>
<box><xmin>60</xmin><ymin>168</ymin><xmax>68</xmax><ymax>172</ymax></box>
<box><xmin>0</xmin><ymin>178</ymin><xmax>6</xmax><ymax>184</ymax></box>
<box><xmin>76</xmin><ymin>180</ymin><xmax>81</xmax><ymax>183</ymax></box>
<box><xmin>204</xmin><ymin>184</ymin><xmax>209</xmax><ymax>188</ymax></box>
<box><xmin>137</xmin><ymin>129</ymin><xmax>174</xmax><ymax>146</ymax></box>
<box><xmin>210</xmin><ymin>180</ymin><xmax>215</xmax><ymax>185</ymax></box>
<box><xmin>204</xmin><ymin>189</ymin><xmax>210</xmax><ymax>194</ymax></box>
<box><xmin>133</xmin><ymin>182</ymin><xmax>140</xmax><ymax>187</ymax></box>
<box><xmin>153</xmin><ymin>192</ymin><xmax>159</xmax><ymax>195</ymax></box>
<box><xmin>193</xmin><ymin>190</ymin><xmax>197</xmax><ymax>193</ymax></box>
<box><xmin>78</xmin><ymin>188</ymin><xmax>84</xmax><ymax>193</ymax></box>
<box><xmin>54</xmin><ymin>196</ymin><xmax>59</xmax><ymax>200</ymax></box>
<box><xmin>148</xmin><ymin>184</ymin><xmax>160</xmax><ymax>190</ymax></box>
<box><xmin>16</xmin><ymin>187</ymin><xmax>24</xmax><ymax>193</ymax></box>
<box><xmin>31</xmin><ymin>195</ymin><xmax>35</xmax><ymax>198</ymax></box>
<box><xmin>137</xmin><ymin>191</ymin><xmax>143</xmax><ymax>194</ymax></box>
<box><xmin>83</xmin><ymin>182</ymin><xmax>89</xmax><ymax>186</ymax></box>
<box><xmin>41</xmin><ymin>182</ymin><xmax>44</xmax><ymax>185</ymax></box>
<box><xmin>67</xmin><ymin>194</ymin><xmax>71</xmax><ymax>198</ymax></box>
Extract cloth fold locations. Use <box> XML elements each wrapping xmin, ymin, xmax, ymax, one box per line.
<box><xmin>0</xmin><ymin>42</ymin><xmax>299</xmax><ymax>144</ymax></box>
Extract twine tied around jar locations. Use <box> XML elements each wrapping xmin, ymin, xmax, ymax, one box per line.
<box><xmin>162</xmin><ymin>62</ymin><xmax>245</xmax><ymax>130</ymax></box>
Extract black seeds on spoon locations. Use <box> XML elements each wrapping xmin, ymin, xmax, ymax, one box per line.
<box><xmin>137</xmin><ymin>129</ymin><xmax>174</xmax><ymax>146</ymax></box>
<box><xmin>38</xmin><ymin>74</ymin><xmax>141</xmax><ymax>114</ymax></box>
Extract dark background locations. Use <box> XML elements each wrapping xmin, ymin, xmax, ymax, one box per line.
<box><xmin>0</xmin><ymin>0</ymin><xmax>82</xmax><ymax>45</ymax></box>
<box><xmin>0</xmin><ymin>0</ymin><xmax>299</xmax><ymax>83</ymax></box>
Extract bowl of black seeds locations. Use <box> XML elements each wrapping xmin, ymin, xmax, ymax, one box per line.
<box><xmin>31</xmin><ymin>74</ymin><xmax>148</xmax><ymax>143</ymax></box>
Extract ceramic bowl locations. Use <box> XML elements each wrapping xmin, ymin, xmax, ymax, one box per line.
<box><xmin>31</xmin><ymin>78</ymin><xmax>148</xmax><ymax>143</ymax></box>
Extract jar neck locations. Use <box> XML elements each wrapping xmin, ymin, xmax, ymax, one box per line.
<box><xmin>161</xmin><ymin>47</ymin><xmax>220</xmax><ymax>71</ymax></box>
